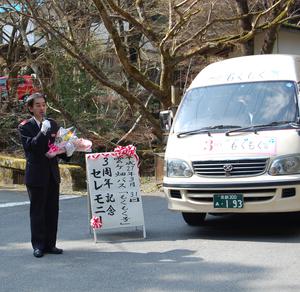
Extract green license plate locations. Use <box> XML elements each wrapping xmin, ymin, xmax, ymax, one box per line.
<box><xmin>213</xmin><ymin>194</ymin><xmax>244</xmax><ymax>208</ymax></box>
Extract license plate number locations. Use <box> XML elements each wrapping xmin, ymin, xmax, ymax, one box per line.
<box><xmin>213</xmin><ymin>194</ymin><xmax>244</xmax><ymax>208</ymax></box>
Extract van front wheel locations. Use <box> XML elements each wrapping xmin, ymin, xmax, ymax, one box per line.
<box><xmin>182</xmin><ymin>212</ymin><xmax>206</xmax><ymax>226</ymax></box>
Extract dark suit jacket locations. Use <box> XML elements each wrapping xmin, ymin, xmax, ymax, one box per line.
<box><xmin>18</xmin><ymin>117</ymin><xmax>68</xmax><ymax>187</ymax></box>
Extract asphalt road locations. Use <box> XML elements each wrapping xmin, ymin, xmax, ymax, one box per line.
<box><xmin>1</xmin><ymin>186</ymin><xmax>300</xmax><ymax>292</ymax></box>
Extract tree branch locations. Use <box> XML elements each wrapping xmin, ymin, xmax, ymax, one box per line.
<box><xmin>105</xmin><ymin>0</ymin><xmax>159</xmax><ymax>45</ymax></box>
<box><xmin>92</xmin><ymin>0</ymin><xmax>165</xmax><ymax>99</ymax></box>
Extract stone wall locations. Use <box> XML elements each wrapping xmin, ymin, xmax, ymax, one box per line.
<box><xmin>0</xmin><ymin>155</ymin><xmax>86</xmax><ymax>192</ymax></box>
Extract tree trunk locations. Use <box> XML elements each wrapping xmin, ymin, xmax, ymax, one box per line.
<box><xmin>235</xmin><ymin>0</ymin><xmax>254</xmax><ymax>55</ymax></box>
<box><xmin>260</xmin><ymin>26</ymin><xmax>279</xmax><ymax>54</ymax></box>
<box><xmin>260</xmin><ymin>0</ymin><xmax>287</xmax><ymax>54</ymax></box>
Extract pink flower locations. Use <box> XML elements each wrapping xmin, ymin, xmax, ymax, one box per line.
<box><xmin>48</xmin><ymin>142</ymin><xmax>60</xmax><ymax>153</ymax></box>
<box><xmin>114</xmin><ymin>145</ymin><xmax>139</xmax><ymax>163</ymax></box>
<box><xmin>45</xmin><ymin>142</ymin><xmax>66</xmax><ymax>158</ymax></box>
<box><xmin>90</xmin><ymin>216</ymin><xmax>102</xmax><ymax>229</ymax></box>
<box><xmin>73</xmin><ymin>138</ymin><xmax>92</xmax><ymax>152</ymax></box>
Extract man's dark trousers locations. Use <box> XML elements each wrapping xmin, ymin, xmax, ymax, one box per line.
<box><xmin>27</xmin><ymin>172</ymin><xmax>59</xmax><ymax>250</ymax></box>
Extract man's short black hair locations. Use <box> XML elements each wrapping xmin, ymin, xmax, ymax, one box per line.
<box><xmin>26</xmin><ymin>92</ymin><xmax>46</xmax><ymax>115</ymax></box>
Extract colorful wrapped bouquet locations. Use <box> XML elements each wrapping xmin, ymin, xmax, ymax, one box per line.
<box><xmin>46</xmin><ymin>126</ymin><xmax>92</xmax><ymax>158</ymax></box>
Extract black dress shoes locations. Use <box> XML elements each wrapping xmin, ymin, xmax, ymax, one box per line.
<box><xmin>33</xmin><ymin>248</ymin><xmax>44</xmax><ymax>258</ymax></box>
<box><xmin>45</xmin><ymin>247</ymin><xmax>63</xmax><ymax>254</ymax></box>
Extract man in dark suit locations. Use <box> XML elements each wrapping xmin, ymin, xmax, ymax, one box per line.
<box><xmin>18</xmin><ymin>93</ymin><xmax>75</xmax><ymax>258</ymax></box>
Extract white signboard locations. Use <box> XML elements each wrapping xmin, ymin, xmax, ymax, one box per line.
<box><xmin>85</xmin><ymin>151</ymin><xmax>145</xmax><ymax>239</ymax></box>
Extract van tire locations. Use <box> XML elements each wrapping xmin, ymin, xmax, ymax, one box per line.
<box><xmin>182</xmin><ymin>212</ymin><xmax>206</xmax><ymax>226</ymax></box>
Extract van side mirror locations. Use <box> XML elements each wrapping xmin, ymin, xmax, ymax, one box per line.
<box><xmin>159</xmin><ymin>110</ymin><xmax>173</xmax><ymax>132</ymax></box>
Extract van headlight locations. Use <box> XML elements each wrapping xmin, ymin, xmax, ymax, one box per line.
<box><xmin>165</xmin><ymin>159</ymin><xmax>193</xmax><ymax>177</ymax></box>
<box><xmin>269</xmin><ymin>155</ymin><xmax>300</xmax><ymax>175</ymax></box>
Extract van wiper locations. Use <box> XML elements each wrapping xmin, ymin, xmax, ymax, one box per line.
<box><xmin>177</xmin><ymin>125</ymin><xmax>241</xmax><ymax>138</ymax></box>
<box><xmin>225</xmin><ymin>121</ymin><xmax>300</xmax><ymax>136</ymax></box>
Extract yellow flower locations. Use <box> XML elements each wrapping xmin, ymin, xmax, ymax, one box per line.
<box><xmin>63</xmin><ymin>130</ymin><xmax>74</xmax><ymax>141</ymax></box>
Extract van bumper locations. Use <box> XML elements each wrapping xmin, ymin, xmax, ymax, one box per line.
<box><xmin>163</xmin><ymin>180</ymin><xmax>300</xmax><ymax>213</ymax></box>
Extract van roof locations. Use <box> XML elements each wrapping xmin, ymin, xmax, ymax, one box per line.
<box><xmin>188</xmin><ymin>54</ymin><xmax>300</xmax><ymax>89</ymax></box>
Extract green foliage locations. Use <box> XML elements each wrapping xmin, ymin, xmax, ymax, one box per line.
<box><xmin>48</xmin><ymin>53</ymin><xmax>127</xmax><ymax>137</ymax></box>
<box><xmin>0</xmin><ymin>112</ymin><xmax>25</xmax><ymax>154</ymax></box>
<box><xmin>52</xmin><ymin>55</ymin><xmax>96</xmax><ymax>114</ymax></box>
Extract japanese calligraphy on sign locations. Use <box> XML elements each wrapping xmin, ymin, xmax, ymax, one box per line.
<box><xmin>86</xmin><ymin>151</ymin><xmax>145</xmax><ymax>232</ymax></box>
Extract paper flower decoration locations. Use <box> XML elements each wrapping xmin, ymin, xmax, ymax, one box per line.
<box><xmin>113</xmin><ymin>145</ymin><xmax>139</xmax><ymax>162</ymax></box>
<box><xmin>90</xmin><ymin>216</ymin><xmax>102</xmax><ymax>229</ymax></box>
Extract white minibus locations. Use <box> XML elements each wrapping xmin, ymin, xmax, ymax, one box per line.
<box><xmin>162</xmin><ymin>54</ymin><xmax>300</xmax><ymax>225</ymax></box>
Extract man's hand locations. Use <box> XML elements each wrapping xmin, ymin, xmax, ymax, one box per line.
<box><xmin>65</xmin><ymin>142</ymin><xmax>76</xmax><ymax>157</ymax></box>
<box><xmin>41</xmin><ymin>120</ymin><xmax>51</xmax><ymax>135</ymax></box>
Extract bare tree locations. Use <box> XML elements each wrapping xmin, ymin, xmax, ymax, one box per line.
<box><xmin>235</xmin><ymin>0</ymin><xmax>254</xmax><ymax>55</ymax></box>
<box><xmin>0</xmin><ymin>0</ymin><xmax>46</xmax><ymax>110</ymax></box>
<box><xmin>259</xmin><ymin>0</ymin><xmax>300</xmax><ymax>53</ymax></box>
<box><xmin>5</xmin><ymin>0</ymin><xmax>298</xmax><ymax>139</ymax></box>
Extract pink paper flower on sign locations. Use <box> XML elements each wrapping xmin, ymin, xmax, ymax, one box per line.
<box><xmin>114</xmin><ymin>145</ymin><xmax>139</xmax><ymax>162</ymax></box>
<box><xmin>90</xmin><ymin>216</ymin><xmax>102</xmax><ymax>229</ymax></box>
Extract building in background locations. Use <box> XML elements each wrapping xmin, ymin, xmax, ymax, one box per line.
<box><xmin>254</xmin><ymin>24</ymin><xmax>300</xmax><ymax>55</ymax></box>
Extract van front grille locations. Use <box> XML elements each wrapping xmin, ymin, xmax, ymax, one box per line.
<box><xmin>192</xmin><ymin>158</ymin><xmax>268</xmax><ymax>177</ymax></box>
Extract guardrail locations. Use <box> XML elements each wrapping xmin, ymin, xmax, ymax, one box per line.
<box><xmin>0</xmin><ymin>154</ymin><xmax>86</xmax><ymax>192</ymax></box>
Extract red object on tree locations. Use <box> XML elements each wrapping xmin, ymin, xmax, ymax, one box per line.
<box><xmin>0</xmin><ymin>75</ymin><xmax>38</xmax><ymax>101</ymax></box>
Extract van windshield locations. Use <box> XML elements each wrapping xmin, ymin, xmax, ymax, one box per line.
<box><xmin>173</xmin><ymin>81</ymin><xmax>298</xmax><ymax>133</ymax></box>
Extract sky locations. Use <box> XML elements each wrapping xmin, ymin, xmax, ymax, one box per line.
<box><xmin>0</xmin><ymin>3</ymin><xmax>21</xmax><ymax>13</ymax></box>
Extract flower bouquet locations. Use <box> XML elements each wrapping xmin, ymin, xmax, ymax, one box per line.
<box><xmin>46</xmin><ymin>126</ymin><xmax>92</xmax><ymax>158</ymax></box>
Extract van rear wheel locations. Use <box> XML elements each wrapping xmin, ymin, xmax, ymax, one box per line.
<box><xmin>182</xmin><ymin>212</ymin><xmax>206</xmax><ymax>226</ymax></box>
